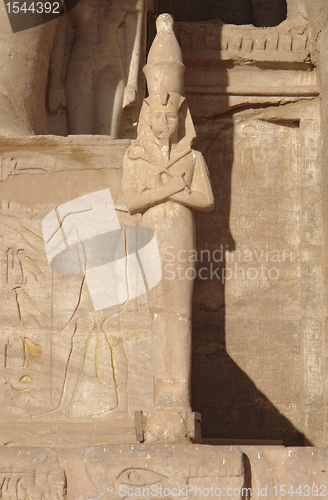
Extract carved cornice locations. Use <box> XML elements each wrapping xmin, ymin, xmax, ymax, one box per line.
<box><xmin>175</xmin><ymin>14</ymin><xmax>312</xmax><ymax>65</ymax></box>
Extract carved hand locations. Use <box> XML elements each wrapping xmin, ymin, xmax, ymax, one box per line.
<box><xmin>48</xmin><ymin>83</ymin><xmax>67</xmax><ymax>115</ymax></box>
<box><xmin>123</xmin><ymin>85</ymin><xmax>137</xmax><ymax>108</ymax></box>
<box><xmin>169</xmin><ymin>174</ymin><xmax>188</xmax><ymax>194</ymax></box>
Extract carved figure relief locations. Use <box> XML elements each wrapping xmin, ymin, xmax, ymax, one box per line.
<box><xmin>122</xmin><ymin>14</ymin><xmax>214</xmax><ymax>410</ymax></box>
<box><xmin>40</xmin><ymin>308</ymin><xmax>129</xmax><ymax>419</ymax></box>
<box><xmin>0</xmin><ymin>189</ymin><xmax>154</xmax><ymax>429</ymax></box>
<box><xmin>48</xmin><ymin>0</ymin><xmax>145</xmax><ymax>136</ymax></box>
<box><xmin>237</xmin><ymin>121</ymin><xmax>296</xmax><ymax>188</ymax></box>
<box><xmin>37</xmin><ymin>188</ymin><xmax>155</xmax><ymax>419</ymax></box>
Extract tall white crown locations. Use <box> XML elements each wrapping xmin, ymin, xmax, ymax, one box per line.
<box><xmin>143</xmin><ymin>14</ymin><xmax>185</xmax><ymax>96</ymax></box>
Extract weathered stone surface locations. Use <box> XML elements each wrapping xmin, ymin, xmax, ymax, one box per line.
<box><xmin>0</xmin><ymin>139</ymin><xmax>154</xmax><ymax>447</ymax></box>
<box><xmin>174</xmin><ymin>14</ymin><xmax>317</xmax><ymax>122</ymax></box>
<box><xmin>191</xmin><ymin>97</ymin><xmax>323</xmax><ymax>445</ymax></box>
<box><xmin>0</xmin><ymin>0</ymin><xmax>328</xmax><ymax>449</ymax></box>
<box><xmin>1</xmin><ymin>445</ymin><xmax>328</xmax><ymax>500</ymax></box>
<box><xmin>243</xmin><ymin>446</ymin><xmax>328</xmax><ymax>500</ymax></box>
<box><xmin>0</xmin><ymin>448</ymin><xmax>66</xmax><ymax>500</ymax></box>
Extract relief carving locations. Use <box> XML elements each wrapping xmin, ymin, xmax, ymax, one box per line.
<box><xmin>82</xmin><ymin>445</ymin><xmax>244</xmax><ymax>500</ymax></box>
<box><xmin>40</xmin><ymin>309</ymin><xmax>129</xmax><ymax>419</ymax></box>
<box><xmin>115</xmin><ymin>468</ymin><xmax>167</xmax><ymax>487</ymax></box>
<box><xmin>0</xmin><ymin>450</ymin><xmax>66</xmax><ymax>500</ymax></box>
<box><xmin>0</xmin><ymin>189</ymin><xmax>153</xmax><ymax>427</ymax></box>
<box><xmin>0</xmin><ymin>0</ymin><xmax>323</xmax><ymax>450</ymax></box>
<box><xmin>17</xmin><ymin>249</ymin><xmax>46</xmax><ymax>285</ymax></box>
<box><xmin>1</xmin><ymin>158</ymin><xmax>17</xmax><ymax>182</ymax></box>
<box><xmin>13</xmin><ymin>286</ymin><xmax>47</xmax><ymax>328</ymax></box>
<box><xmin>6</xmin><ymin>248</ymin><xmax>15</xmax><ymax>284</ymax></box>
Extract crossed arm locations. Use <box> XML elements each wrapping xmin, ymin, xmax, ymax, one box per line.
<box><xmin>122</xmin><ymin>152</ymin><xmax>214</xmax><ymax>215</ymax></box>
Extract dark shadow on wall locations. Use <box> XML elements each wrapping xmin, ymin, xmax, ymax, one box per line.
<box><xmin>153</xmin><ymin>2</ymin><xmax>307</xmax><ymax>446</ymax></box>
<box><xmin>155</xmin><ymin>0</ymin><xmax>287</xmax><ymax>27</ymax></box>
<box><xmin>192</xmin><ymin>120</ymin><xmax>306</xmax><ymax>447</ymax></box>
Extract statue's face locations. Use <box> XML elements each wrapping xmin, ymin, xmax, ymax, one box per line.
<box><xmin>150</xmin><ymin>110</ymin><xmax>179</xmax><ymax>141</ymax></box>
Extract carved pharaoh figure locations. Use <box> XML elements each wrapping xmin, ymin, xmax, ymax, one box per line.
<box><xmin>48</xmin><ymin>0</ymin><xmax>145</xmax><ymax>136</ymax></box>
<box><xmin>122</xmin><ymin>14</ymin><xmax>214</xmax><ymax>411</ymax></box>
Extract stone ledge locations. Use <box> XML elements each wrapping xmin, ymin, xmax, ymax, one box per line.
<box><xmin>0</xmin><ymin>445</ymin><xmax>327</xmax><ymax>500</ymax></box>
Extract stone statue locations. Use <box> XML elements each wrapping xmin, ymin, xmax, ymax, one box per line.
<box><xmin>122</xmin><ymin>14</ymin><xmax>214</xmax><ymax>411</ymax></box>
<box><xmin>0</xmin><ymin>12</ymin><xmax>57</xmax><ymax>135</ymax></box>
<box><xmin>48</xmin><ymin>0</ymin><xmax>144</xmax><ymax>136</ymax></box>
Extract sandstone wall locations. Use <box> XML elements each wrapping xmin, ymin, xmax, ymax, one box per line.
<box><xmin>0</xmin><ymin>0</ymin><xmax>327</xmax><ymax>447</ymax></box>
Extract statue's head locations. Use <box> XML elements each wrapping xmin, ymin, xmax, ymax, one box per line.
<box><xmin>136</xmin><ymin>13</ymin><xmax>196</xmax><ymax>150</ymax></box>
<box><xmin>143</xmin><ymin>13</ymin><xmax>185</xmax><ymax>144</ymax></box>
<box><xmin>147</xmin><ymin>91</ymin><xmax>185</xmax><ymax>142</ymax></box>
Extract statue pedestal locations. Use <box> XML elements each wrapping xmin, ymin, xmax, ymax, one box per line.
<box><xmin>135</xmin><ymin>411</ymin><xmax>202</xmax><ymax>443</ymax></box>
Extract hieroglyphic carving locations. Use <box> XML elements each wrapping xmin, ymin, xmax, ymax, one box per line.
<box><xmin>6</xmin><ymin>248</ymin><xmax>14</xmax><ymax>284</ymax></box>
<box><xmin>0</xmin><ymin>204</ymin><xmax>54</xmax><ymax>417</ymax></box>
<box><xmin>221</xmin><ymin>101</ymin><xmax>322</xmax><ymax>444</ymax></box>
<box><xmin>83</xmin><ymin>445</ymin><xmax>244</xmax><ymax>500</ymax></box>
<box><xmin>305</xmin><ymin>319</ymin><xmax>322</xmax><ymax>394</ymax></box>
<box><xmin>0</xmin><ymin>145</ymin><xmax>154</xmax><ymax>442</ymax></box>
<box><xmin>299</xmin><ymin>113</ymin><xmax>324</xmax><ymax>445</ymax></box>
<box><xmin>115</xmin><ymin>468</ymin><xmax>167</xmax><ymax>487</ymax></box>
<box><xmin>0</xmin><ymin>449</ymin><xmax>66</xmax><ymax>500</ymax></box>
<box><xmin>0</xmin><ymin>179</ymin><xmax>151</xmax><ymax>441</ymax></box>
<box><xmin>13</xmin><ymin>287</ymin><xmax>47</xmax><ymax>327</ymax></box>
<box><xmin>17</xmin><ymin>249</ymin><xmax>45</xmax><ymax>284</ymax></box>
<box><xmin>23</xmin><ymin>337</ymin><xmax>42</xmax><ymax>368</ymax></box>
<box><xmin>225</xmin><ymin>112</ymin><xmax>301</xmax><ymax>425</ymax></box>
<box><xmin>1</xmin><ymin>158</ymin><xmax>17</xmax><ymax>182</ymax></box>
<box><xmin>0</xmin><ymin>136</ymin><xmax>130</xmax><ymax>184</ymax></box>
